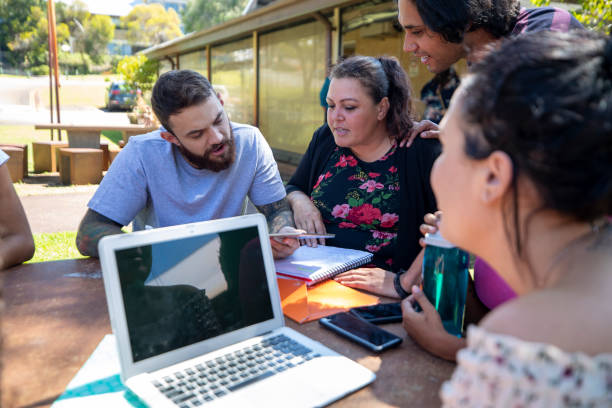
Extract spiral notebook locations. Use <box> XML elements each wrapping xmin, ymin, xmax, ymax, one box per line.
<box><xmin>274</xmin><ymin>245</ymin><xmax>373</xmax><ymax>286</ymax></box>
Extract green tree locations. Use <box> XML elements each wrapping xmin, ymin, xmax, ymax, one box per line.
<box><xmin>122</xmin><ymin>3</ymin><xmax>182</xmax><ymax>47</ymax></box>
<box><xmin>0</xmin><ymin>0</ymin><xmax>45</xmax><ymax>66</ymax></box>
<box><xmin>55</xmin><ymin>0</ymin><xmax>90</xmax><ymax>34</ymax></box>
<box><xmin>531</xmin><ymin>0</ymin><xmax>611</xmax><ymax>34</ymax></box>
<box><xmin>182</xmin><ymin>0</ymin><xmax>249</xmax><ymax>33</ymax></box>
<box><xmin>8</xmin><ymin>4</ymin><xmax>70</xmax><ymax>69</ymax></box>
<box><xmin>116</xmin><ymin>54</ymin><xmax>159</xmax><ymax>92</ymax></box>
<box><xmin>83</xmin><ymin>14</ymin><xmax>114</xmax><ymax>63</ymax></box>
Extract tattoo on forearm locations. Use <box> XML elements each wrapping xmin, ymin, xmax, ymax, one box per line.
<box><xmin>256</xmin><ymin>198</ymin><xmax>295</xmax><ymax>233</ymax></box>
<box><xmin>76</xmin><ymin>210</ymin><xmax>123</xmax><ymax>257</ymax></box>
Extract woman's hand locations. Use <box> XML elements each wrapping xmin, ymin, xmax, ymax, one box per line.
<box><xmin>419</xmin><ymin>211</ymin><xmax>442</xmax><ymax>247</ymax></box>
<box><xmin>401</xmin><ymin>285</ymin><xmax>466</xmax><ymax>361</ymax></box>
<box><xmin>287</xmin><ymin>191</ymin><xmax>327</xmax><ymax>247</ymax></box>
<box><xmin>399</xmin><ymin>120</ymin><xmax>440</xmax><ymax>148</ymax></box>
<box><xmin>334</xmin><ymin>267</ymin><xmax>399</xmax><ymax>298</ymax></box>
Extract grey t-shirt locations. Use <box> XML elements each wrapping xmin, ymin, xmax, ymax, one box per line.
<box><xmin>88</xmin><ymin>122</ymin><xmax>285</xmax><ymax>229</ymax></box>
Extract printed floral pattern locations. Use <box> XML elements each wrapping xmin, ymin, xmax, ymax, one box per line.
<box><xmin>311</xmin><ymin>144</ymin><xmax>400</xmax><ymax>268</ymax></box>
<box><xmin>441</xmin><ymin>326</ymin><xmax>612</xmax><ymax>407</ymax></box>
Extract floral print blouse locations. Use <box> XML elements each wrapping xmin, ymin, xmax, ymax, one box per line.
<box><xmin>441</xmin><ymin>326</ymin><xmax>612</xmax><ymax>407</ymax></box>
<box><xmin>310</xmin><ymin>143</ymin><xmax>400</xmax><ymax>269</ymax></box>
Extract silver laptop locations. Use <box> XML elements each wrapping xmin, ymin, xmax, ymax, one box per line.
<box><xmin>99</xmin><ymin>213</ymin><xmax>375</xmax><ymax>407</ymax></box>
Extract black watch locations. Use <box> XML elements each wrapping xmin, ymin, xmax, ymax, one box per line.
<box><xmin>394</xmin><ymin>269</ymin><xmax>411</xmax><ymax>299</ymax></box>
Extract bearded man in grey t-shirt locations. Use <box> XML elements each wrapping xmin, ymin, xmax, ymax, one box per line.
<box><xmin>77</xmin><ymin>70</ymin><xmax>301</xmax><ymax>259</ymax></box>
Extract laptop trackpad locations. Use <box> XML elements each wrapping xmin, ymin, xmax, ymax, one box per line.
<box><xmin>212</xmin><ymin>355</ymin><xmax>375</xmax><ymax>407</ymax></box>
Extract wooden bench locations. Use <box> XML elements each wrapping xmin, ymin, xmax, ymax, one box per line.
<box><xmin>0</xmin><ymin>145</ymin><xmax>26</xmax><ymax>182</ymax></box>
<box><xmin>58</xmin><ymin>148</ymin><xmax>103</xmax><ymax>185</ymax></box>
<box><xmin>32</xmin><ymin>140</ymin><xmax>69</xmax><ymax>173</ymax></box>
<box><xmin>1</xmin><ymin>143</ymin><xmax>28</xmax><ymax>180</ymax></box>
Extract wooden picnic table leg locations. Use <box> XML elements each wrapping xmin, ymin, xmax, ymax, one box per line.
<box><xmin>66</xmin><ymin>130</ymin><xmax>102</xmax><ymax>149</ymax></box>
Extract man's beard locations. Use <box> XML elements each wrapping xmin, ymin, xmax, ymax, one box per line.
<box><xmin>177</xmin><ymin>128</ymin><xmax>236</xmax><ymax>172</ymax></box>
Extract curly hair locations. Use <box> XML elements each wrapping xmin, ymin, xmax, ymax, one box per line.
<box><xmin>460</xmin><ymin>30</ymin><xmax>612</xmax><ymax>251</ymax></box>
<box><xmin>330</xmin><ymin>55</ymin><xmax>413</xmax><ymax>138</ymax></box>
<box><xmin>411</xmin><ymin>0</ymin><xmax>520</xmax><ymax>43</ymax></box>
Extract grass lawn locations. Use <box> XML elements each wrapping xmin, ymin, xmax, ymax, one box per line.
<box><xmin>1</xmin><ymin>124</ymin><xmax>117</xmax><ymax>262</ymax></box>
<box><xmin>28</xmin><ymin>231</ymin><xmax>86</xmax><ymax>263</ymax></box>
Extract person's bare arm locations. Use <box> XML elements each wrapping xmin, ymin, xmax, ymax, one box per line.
<box><xmin>255</xmin><ymin>197</ymin><xmax>295</xmax><ymax>233</ymax></box>
<box><xmin>255</xmin><ymin>197</ymin><xmax>302</xmax><ymax>259</ymax></box>
<box><xmin>76</xmin><ymin>209</ymin><xmax>123</xmax><ymax>258</ymax></box>
<box><xmin>0</xmin><ymin>164</ymin><xmax>35</xmax><ymax>270</ymax></box>
<box><xmin>334</xmin><ymin>248</ymin><xmax>424</xmax><ymax>298</ymax></box>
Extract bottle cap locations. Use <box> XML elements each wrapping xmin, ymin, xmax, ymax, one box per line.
<box><xmin>423</xmin><ymin>231</ymin><xmax>455</xmax><ymax>249</ymax></box>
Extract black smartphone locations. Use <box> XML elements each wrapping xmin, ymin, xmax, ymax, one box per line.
<box><xmin>350</xmin><ymin>302</ymin><xmax>403</xmax><ymax>324</ymax></box>
<box><xmin>319</xmin><ymin>312</ymin><xmax>402</xmax><ymax>352</ymax></box>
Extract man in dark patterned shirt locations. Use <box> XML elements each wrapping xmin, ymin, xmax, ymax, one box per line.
<box><xmin>419</xmin><ymin>67</ymin><xmax>460</xmax><ymax>124</ymax></box>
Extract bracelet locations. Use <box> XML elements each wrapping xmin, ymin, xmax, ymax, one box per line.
<box><xmin>394</xmin><ymin>269</ymin><xmax>411</xmax><ymax>299</ymax></box>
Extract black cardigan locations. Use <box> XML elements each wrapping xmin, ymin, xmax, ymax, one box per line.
<box><xmin>286</xmin><ymin>124</ymin><xmax>440</xmax><ymax>272</ymax></box>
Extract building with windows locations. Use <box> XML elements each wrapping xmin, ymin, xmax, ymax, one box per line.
<box><xmin>148</xmin><ymin>0</ymin><xmax>188</xmax><ymax>15</ymax></box>
<box><xmin>141</xmin><ymin>0</ymin><xmax>449</xmax><ymax>164</ymax></box>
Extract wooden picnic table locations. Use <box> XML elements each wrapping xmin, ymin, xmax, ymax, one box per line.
<box><xmin>1</xmin><ymin>258</ymin><xmax>455</xmax><ymax>407</ymax></box>
<box><xmin>34</xmin><ymin>123</ymin><xmax>158</xmax><ymax>149</ymax></box>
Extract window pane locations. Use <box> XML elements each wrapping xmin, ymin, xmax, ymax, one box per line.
<box><xmin>159</xmin><ymin>60</ymin><xmax>174</xmax><ymax>75</ymax></box>
<box><xmin>179</xmin><ymin>50</ymin><xmax>208</xmax><ymax>77</ymax></box>
<box><xmin>259</xmin><ymin>21</ymin><xmax>326</xmax><ymax>155</ymax></box>
<box><xmin>211</xmin><ymin>38</ymin><xmax>254</xmax><ymax>125</ymax></box>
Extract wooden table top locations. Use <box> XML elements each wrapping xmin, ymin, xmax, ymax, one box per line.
<box><xmin>1</xmin><ymin>258</ymin><xmax>455</xmax><ymax>408</ymax></box>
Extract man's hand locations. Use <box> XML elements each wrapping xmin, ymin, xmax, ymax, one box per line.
<box><xmin>401</xmin><ymin>285</ymin><xmax>465</xmax><ymax>361</ymax></box>
<box><xmin>334</xmin><ymin>267</ymin><xmax>399</xmax><ymax>298</ymax></box>
<box><xmin>398</xmin><ymin>120</ymin><xmax>440</xmax><ymax>148</ymax></box>
<box><xmin>286</xmin><ymin>191</ymin><xmax>327</xmax><ymax>247</ymax></box>
<box><xmin>269</xmin><ymin>225</ymin><xmax>304</xmax><ymax>259</ymax></box>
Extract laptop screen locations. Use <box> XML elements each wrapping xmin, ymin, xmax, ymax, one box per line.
<box><xmin>114</xmin><ymin>225</ymin><xmax>274</xmax><ymax>362</ymax></box>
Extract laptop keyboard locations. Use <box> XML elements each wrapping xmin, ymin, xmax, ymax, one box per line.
<box><xmin>151</xmin><ymin>334</ymin><xmax>321</xmax><ymax>407</ymax></box>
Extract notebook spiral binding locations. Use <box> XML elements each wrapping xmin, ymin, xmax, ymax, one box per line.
<box><xmin>316</xmin><ymin>253</ymin><xmax>373</xmax><ymax>283</ymax></box>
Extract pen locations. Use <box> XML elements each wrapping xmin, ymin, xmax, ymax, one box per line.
<box><xmin>269</xmin><ymin>233</ymin><xmax>335</xmax><ymax>239</ymax></box>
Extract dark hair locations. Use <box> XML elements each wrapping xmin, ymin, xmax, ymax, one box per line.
<box><xmin>151</xmin><ymin>69</ymin><xmax>215</xmax><ymax>133</ymax></box>
<box><xmin>460</xmin><ymin>30</ymin><xmax>612</xmax><ymax>252</ymax></box>
<box><xmin>330</xmin><ymin>55</ymin><xmax>413</xmax><ymax>138</ymax></box>
<box><xmin>411</xmin><ymin>0</ymin><xmax>520</xmax><ymax>43</ymax></box>
<box><xmin>467</xmin><ymin>0</ymin><xmax>521</xmax><ymax>39</ymax></box>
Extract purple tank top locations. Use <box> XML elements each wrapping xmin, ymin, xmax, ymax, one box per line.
<box><xmin>473</xmin><ymin>257</ymin><xmax>516</xmax><ymax>310</ymax></box>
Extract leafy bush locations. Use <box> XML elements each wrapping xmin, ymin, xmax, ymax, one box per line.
<box><xmin>30</xmin><ymin>65</ymin><xmax>49</xmax><ymax>76</ymax></box>
<box><xmin>116</xmin><ymin>55</ymin><xmax>158</xmax><ymax>92</ymax></box>
<box><xmin>58</xmin><ymin>51</ymin><xmax>93</xmax><ymax>75</ymax></box>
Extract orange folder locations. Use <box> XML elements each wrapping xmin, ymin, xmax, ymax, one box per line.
<box><xmin>277</xmin><ymin>277</ymin><xmax>380</xmax><ymax>323</ymax></box>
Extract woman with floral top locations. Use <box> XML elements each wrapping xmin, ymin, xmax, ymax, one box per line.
<box><xmin>403</xmin><ymin>31</ymin><xmax>612</xmax><ymax>406</ymax></box>
<box><xmin>286</xmin><ymin>55</ymin><xmax>440</xmax><ymax>298</ymax></box>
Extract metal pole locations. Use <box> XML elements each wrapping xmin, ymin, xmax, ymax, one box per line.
<box><xmin>252</xmin><ymin>31</ymin><xmax>259</xmax><ymax>128</ymax></box>
<box><xmin>313</xmin><ymin>12</ymin><xmax>332</xmax><ymax>76</ymax></box>
<box><xmin>48</xmin><ymin>0</ymin><xmax>62</xmax><ymax>140</ymax></box>
<box><xmin>46</xmin><ymin>2</ymin><xmax>55</xmax><ymax>140</ymax></box>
